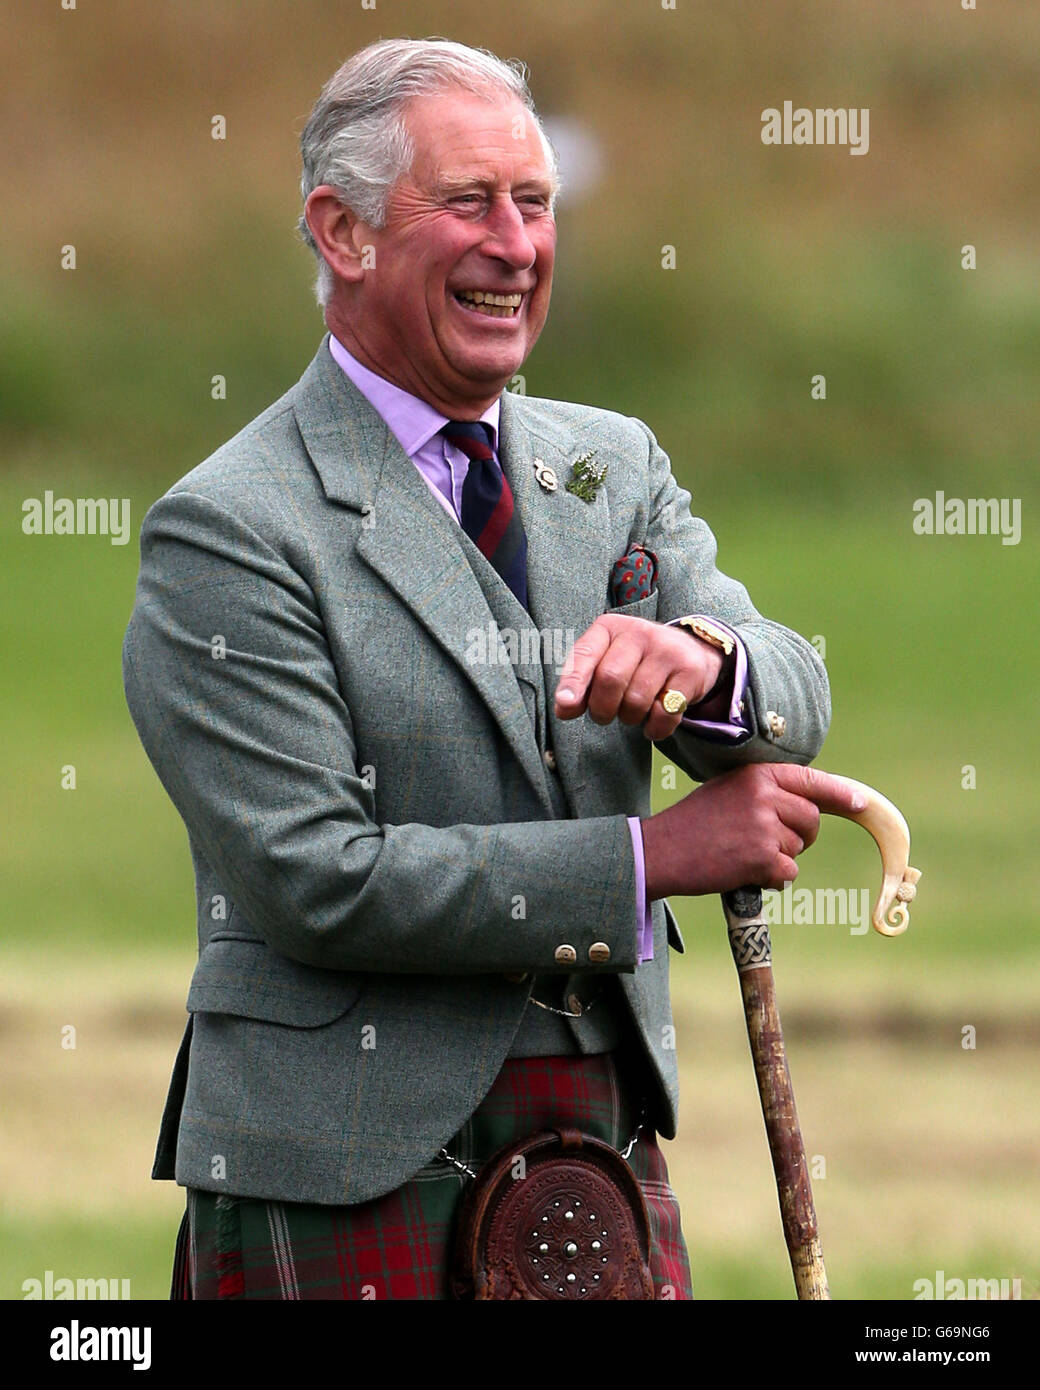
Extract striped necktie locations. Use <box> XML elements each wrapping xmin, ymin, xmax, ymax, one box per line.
<box><xmin>441</xmin><ymin>420</ymin><xmax>529</xmax><ymax>610</ymax></box>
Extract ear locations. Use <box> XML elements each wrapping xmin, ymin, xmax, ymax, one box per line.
<box><xmin>304</xmin><ymin>186</ymin><xmax>374</xmax><ymax>285</ymax></box>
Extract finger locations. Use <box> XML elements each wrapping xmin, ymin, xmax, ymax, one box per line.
<box><xmin>641</xmin><ymin>703</ymin><xmax>686</xmax><ymax>742</ymax></box>
<box><xmin>554</xmin><ymin>621</ymin><xmax>613</xmax><ymax>718</ymax></box>
<box><xmin>585</xmin><ymin>635</ymin><xmax>646</xmax><ymax>725</ymax></box>
<box><xmin>770</xmin><ymin>764</ymin><xmax>868</xmax><ymax>817</ymax></box>
<box><xmin>774</xmin><ymin>789</ymin><xmax>821</xmax><ymax>850</ymax></box>
<box><xmin>763</xmin><ymin>856</ymin><xmax>799</xmax><ymax>892</ymax></box>
<box><xmin>618</xmin><ymin>655</ymin><xmax>682</xmax><ymax>728</ymax></box>
<box><xmin>776</xmin><ymin>825</ymin><xmax>806</xmax><ymax>861</ymax></box>
<box><xmin>640</xmin><ymin>677</ymin><xmax>696</xmax><ymax>742</ymax></box>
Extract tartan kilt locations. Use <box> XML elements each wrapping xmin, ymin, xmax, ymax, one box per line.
<box><xmin>171</xmin><ymin>1050</ymin><xmax>693</xmax><ymax>1300</ymax></box>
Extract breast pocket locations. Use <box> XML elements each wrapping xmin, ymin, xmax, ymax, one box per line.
<box><xmin>610</xmin><ymin>589</ymin><xmax>660</xmax><ymax>621</ymax></box>
<box><xmin>186</xmin><ymin>938</ymin><xmax>364</xmax><ymax>1028</ymax></box>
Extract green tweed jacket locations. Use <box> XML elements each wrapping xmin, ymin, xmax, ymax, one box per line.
<box><xmin>122</xmin><ymin>335</ymin><xmax>830</xmax><ymax>1206</ymax></box>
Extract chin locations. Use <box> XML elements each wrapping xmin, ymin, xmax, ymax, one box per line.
<box><xmin>452</xmin><ymin>349</ymin><xmax>526</xmax><ymax>386</ymax></box>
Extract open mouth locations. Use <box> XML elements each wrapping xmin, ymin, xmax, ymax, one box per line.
<box><xmin>452</xmin><ymin>289</ymin><xmax>524</xmax><ymax>319</ymax></box>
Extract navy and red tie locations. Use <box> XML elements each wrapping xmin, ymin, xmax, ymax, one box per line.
<box><xmin>441</xmin><ymin>420</ymin><xmax>528</xmax><ymax>610</ymax></box>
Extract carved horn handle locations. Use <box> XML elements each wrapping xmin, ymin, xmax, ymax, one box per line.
<box><xmin>826</xmin><ymin>776</ymin><xmax>922</xmax><ymax>936</ymax></box>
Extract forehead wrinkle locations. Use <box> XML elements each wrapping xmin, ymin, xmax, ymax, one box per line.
<box><xmin>405</xmin><ymin>99</ymin><xmax>547</xmax><ymax>176</ymax></box>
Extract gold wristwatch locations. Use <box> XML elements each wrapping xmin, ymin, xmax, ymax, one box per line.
<box><xmin>676</xmin><ymin>615</ymin><xmax>735</xmax><ymax>657</ymax></box>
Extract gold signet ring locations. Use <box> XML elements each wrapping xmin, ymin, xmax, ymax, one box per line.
<box><xmin>661</xmin><ymin>688</ymin><xmax>689</xmax><ymax>715</ymax></box>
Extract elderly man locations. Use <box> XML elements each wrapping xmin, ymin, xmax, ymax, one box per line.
<box><xmin>123</xmin><ymin>37</ymin><xmax>856</xmax><ymax>1301</ymax></box>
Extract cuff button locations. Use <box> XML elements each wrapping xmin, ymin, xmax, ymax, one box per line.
<box><xmin>765</xmin><ymin>710</ymin><xmax>787</xmax><ymax>739</ymax></box>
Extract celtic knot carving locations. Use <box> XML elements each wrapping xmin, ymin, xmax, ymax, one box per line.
<box><xmin>728</xmin><ymin>921</ymin><xmax>773</xmax><ymax>972</ymax></box>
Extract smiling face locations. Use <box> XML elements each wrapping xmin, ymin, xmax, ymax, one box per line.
<box><xmin>323</xmin><ymin>87</ymin><xmax>558</xmax><ymax>417</ymax></box>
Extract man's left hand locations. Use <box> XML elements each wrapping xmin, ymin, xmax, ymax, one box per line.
<box><xmin>554</xmin><ymin>615</ymin><xmax>723</xmax><ymax>741</ymax></box>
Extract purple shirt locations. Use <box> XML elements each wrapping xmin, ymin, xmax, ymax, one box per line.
<box><xmin>328</xmin><ymin>334</ymin><xmax>751</xmax><ymax>964</ymax></box>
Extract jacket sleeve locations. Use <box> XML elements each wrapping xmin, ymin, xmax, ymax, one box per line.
<box><xmin>122</xmin><ymin>487</ymin><xmax>640</xmax><ymax>977</ymax></box>
<box><xmin>629</xmin><ymin>418</ymin><xmax>832</xmax><ymax>783</ymax></box>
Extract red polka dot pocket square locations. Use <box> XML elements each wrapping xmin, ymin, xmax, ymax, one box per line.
<box><xmin>609</xmin><ymin>545</ymin><xmax>658</xmax><ymax>606</ymax></box>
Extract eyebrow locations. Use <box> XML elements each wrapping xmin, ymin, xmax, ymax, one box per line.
<box><xmin>434</xmin><ymin>173</ymin><xmax>554</xmax><ymax>197</ymax></box>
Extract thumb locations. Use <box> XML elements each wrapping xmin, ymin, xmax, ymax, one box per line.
<box><xmin>771</xmin><ymin>763</ymin><xmax>869</xmax><ymax>816</ymax></box>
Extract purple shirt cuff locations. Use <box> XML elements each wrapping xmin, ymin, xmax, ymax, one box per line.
<box><xmin>668</xmin><ymin>615</ymin><xmax>753</xmax><ymax>743</ymax></box>
<box><xmin>627</xmin><ymin>816</ymin><xmax>653</xmax><ymax>964</ymax></box>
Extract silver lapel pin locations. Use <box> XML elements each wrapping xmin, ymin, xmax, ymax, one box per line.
<box><xmin>533</xmin><ymin>459</ymin><xmax>558</xmax><ymax>492</ymax></box>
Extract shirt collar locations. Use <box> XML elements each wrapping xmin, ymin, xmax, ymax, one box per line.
<box><xmin>328</xmin><ymin>334</ymin><xmax>500</xmax><ymax>457</ymax></box>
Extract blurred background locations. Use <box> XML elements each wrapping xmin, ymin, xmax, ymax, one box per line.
<box><xmin>2</xmin><ymin>0</ymin><xmax>1037</xmax><ymax>1299</ymax></box>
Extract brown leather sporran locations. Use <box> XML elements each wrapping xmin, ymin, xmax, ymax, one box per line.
<box><xmin>450</xmin><ymin>1126</ymin><xmax>655</xmax><ymax>1300</ymax></box>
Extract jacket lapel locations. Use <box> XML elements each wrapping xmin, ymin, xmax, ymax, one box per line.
<box><xmin>497</xmin><ymin>389</ymin><xmax>612</xmax><ymax>802</ymax></box>
<box><xmin>292</xmin><ymin>338</ymin><xmax>566</xmax><ymax>817</ymax></box>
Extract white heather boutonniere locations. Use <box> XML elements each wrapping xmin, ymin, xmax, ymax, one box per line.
<box><xmin>565</xmin><ymin>452</ymin><xmax>608</xmax><ymax>503</ymax></box>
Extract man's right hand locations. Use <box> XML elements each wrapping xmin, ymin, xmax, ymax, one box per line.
<box><xmin>640</xmin><ymin>763</ymin><xmax>866</xmax><ymax>899</ymax></box>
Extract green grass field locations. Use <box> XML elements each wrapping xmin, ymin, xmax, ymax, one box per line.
<box><xmin>3</xmin><ymin>0</ymin><xmax>1037</xmax><ymax>1300</ymax></box>
<box><xmin>4</xmin><ymin>479</ymin><xmax>1037</xmax><ymax>1299</ymax></box>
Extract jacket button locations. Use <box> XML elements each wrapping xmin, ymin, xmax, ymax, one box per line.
<box><xmin>588</xmin><ymin>942</ymin><xmax>611</xmax><ymax>963</ymax></box>
<box><xmin>566</xmin><ymin>993</ymin><xmax>583</xmax><ymax>1016</ymax></box>
<box><xmin>554</xmin><ymin>944</ymin><xmax>577</xmax><ymax>965</ymax></box>
<box><xmin>543</xmin><ymin>748</ymin><xmax>557</xmax><ymax>771</ymax></box>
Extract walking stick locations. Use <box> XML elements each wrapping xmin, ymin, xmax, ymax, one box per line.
<box><xmin>721</xmin><ymin>775</ymin><xmax>921</xmax><ymax>1300</ymax></box>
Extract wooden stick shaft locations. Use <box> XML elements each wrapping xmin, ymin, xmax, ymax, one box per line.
<box><xmin>723</xmin><ymin>889</ymin><xmax>830</xmax><ymax>1300</ymax></box>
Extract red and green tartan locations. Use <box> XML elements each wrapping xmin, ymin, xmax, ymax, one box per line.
<box><xmin>171</xmin><ymin>1051</ymin><xmax>693</xmax><ymax>1300</ymax></box>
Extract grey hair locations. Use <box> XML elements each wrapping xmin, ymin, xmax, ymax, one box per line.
<box><xmin>298</xmin><ymin>37</ymin><xmax>561</xmax><ymax>307</ymax></box>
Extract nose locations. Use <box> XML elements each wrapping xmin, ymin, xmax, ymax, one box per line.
<box><xmin>479</xmin><ymin>193</ymin><xmax>541</xmax><ymax>269</ymax></box>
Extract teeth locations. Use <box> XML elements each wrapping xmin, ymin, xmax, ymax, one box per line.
<box><xmin>456</xmin><ymin>290</ymin><xmax>523</xmax><ymax>309</ymax></box>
